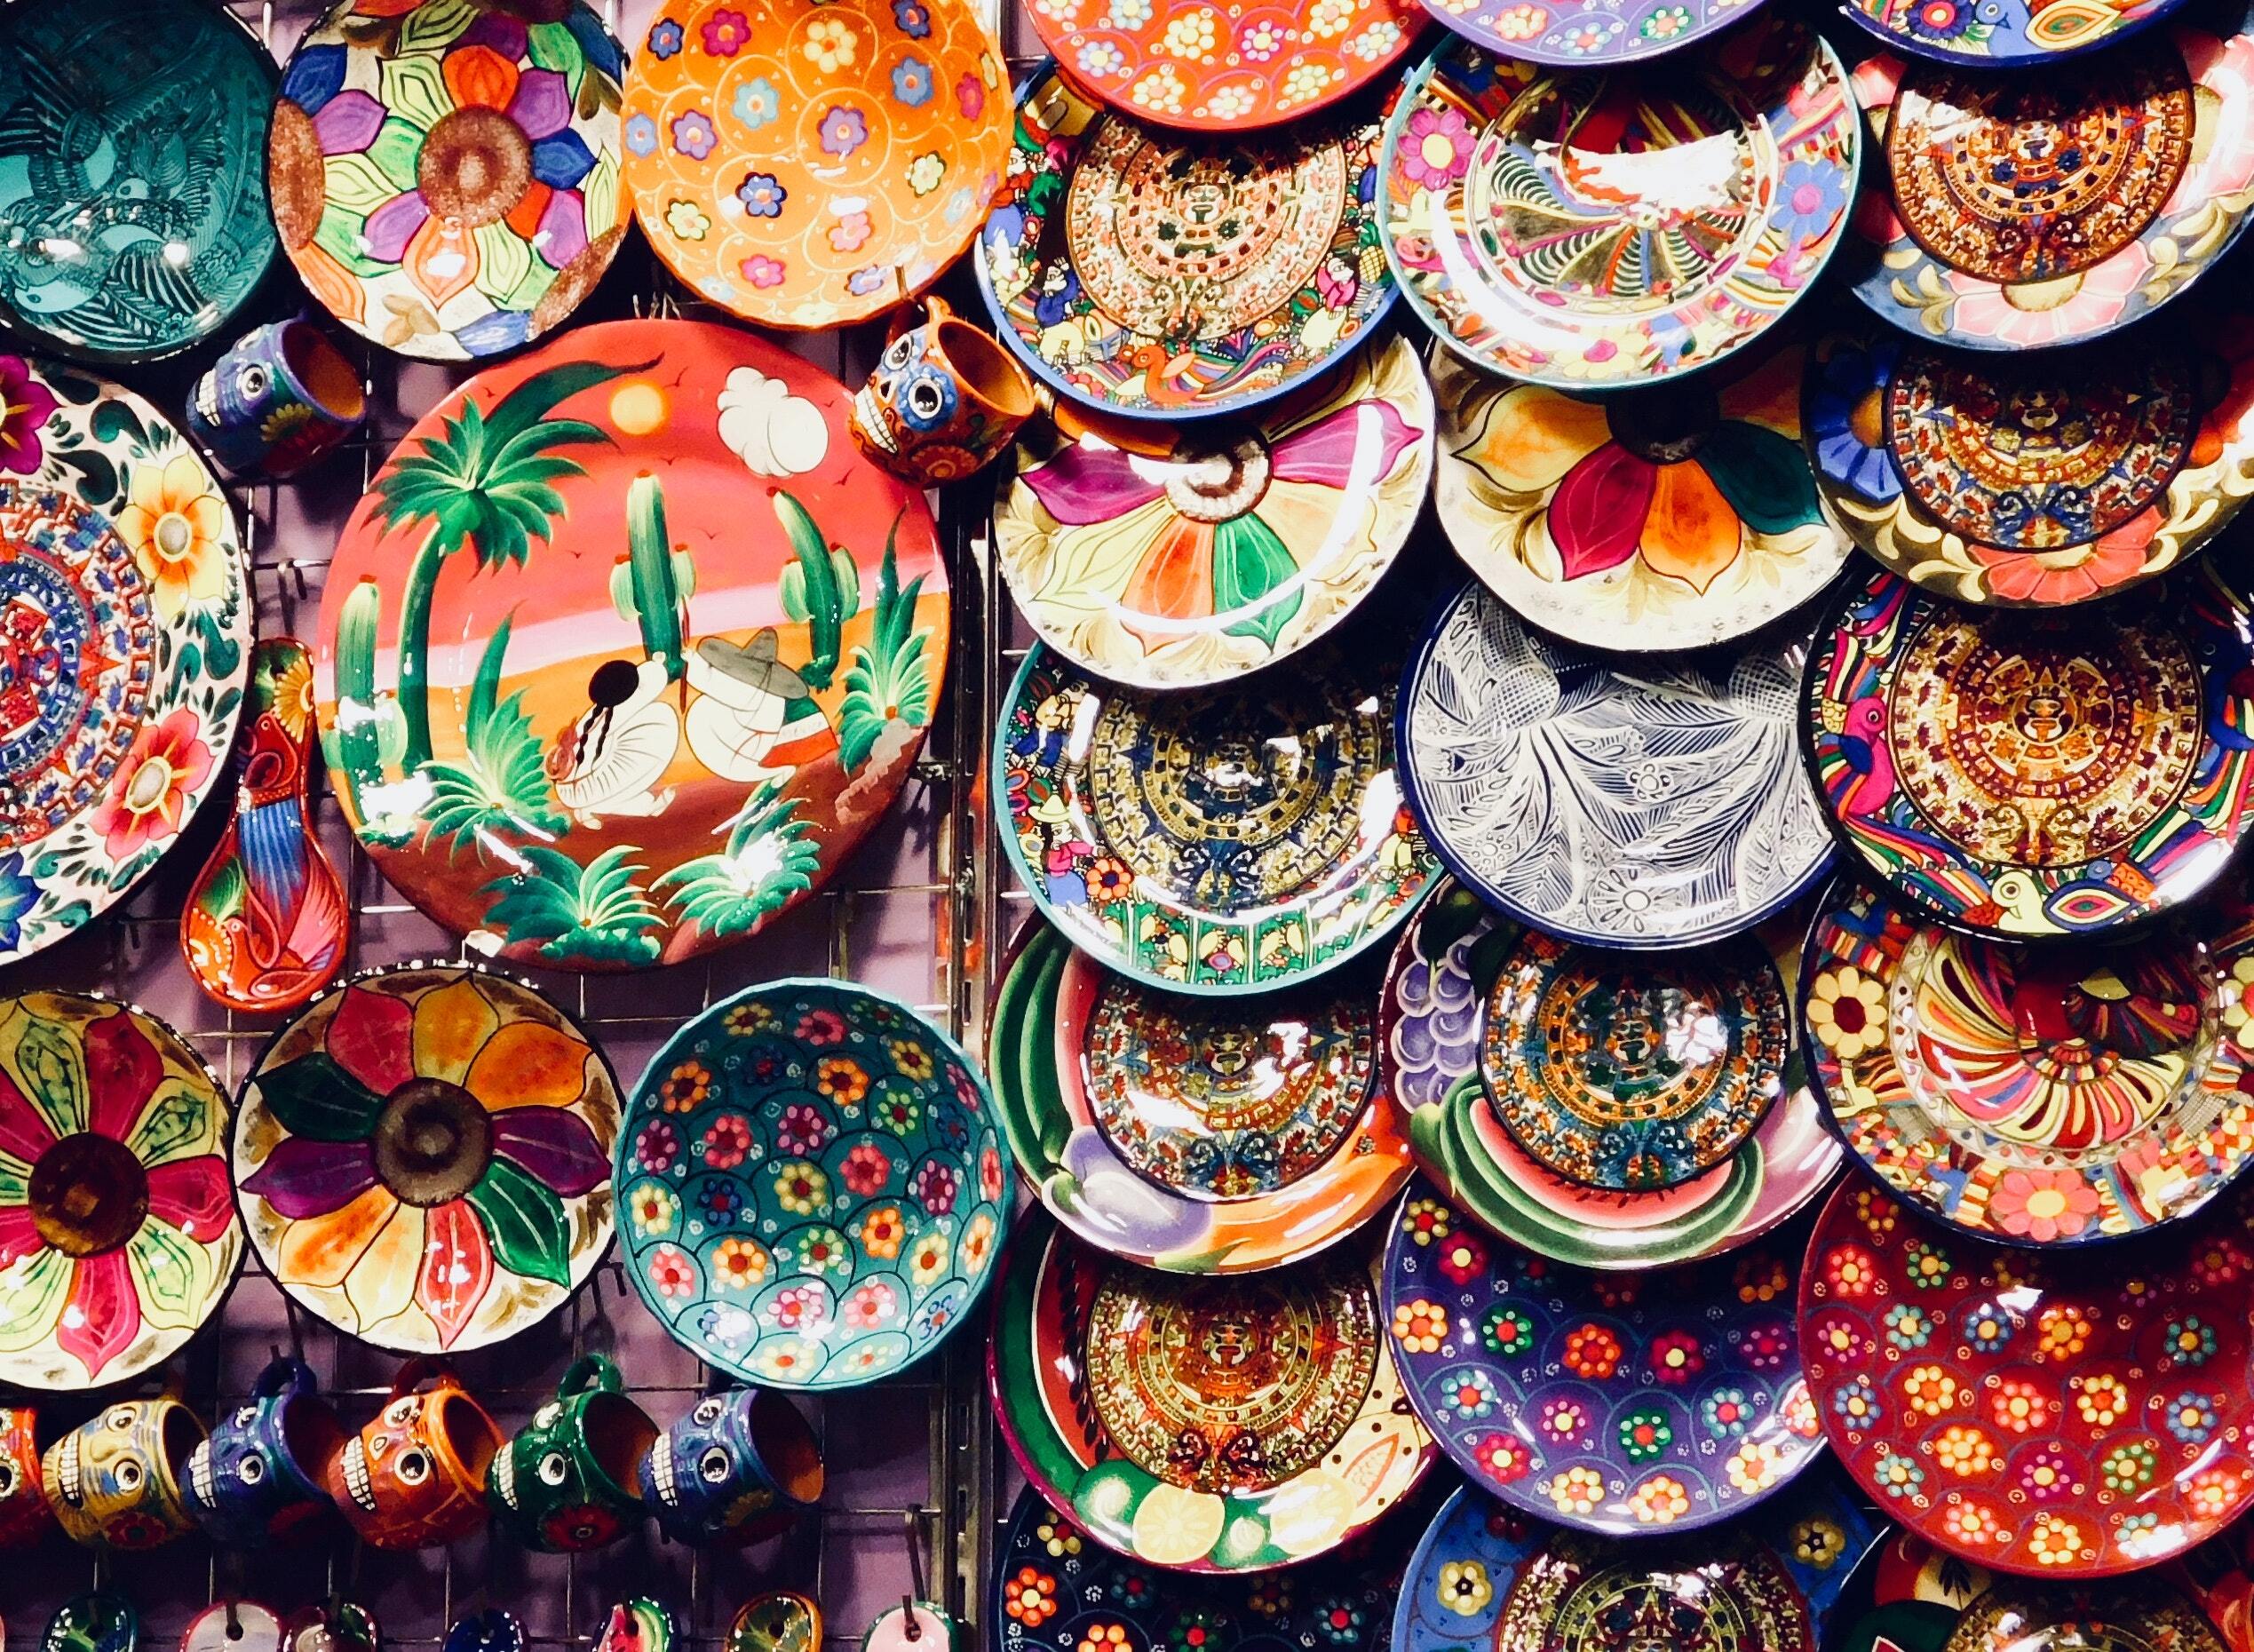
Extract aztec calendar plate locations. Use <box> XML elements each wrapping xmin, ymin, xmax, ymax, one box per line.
<box><xmin>1384</xmin><ymin>1179</ymin><xmax>1826</xmax><ymax>1531</ymax></box>
<box><xmin>234</xmin><ymin>964</ymin><xmax>621</xmax><ymax>1354</ymax></box>
<box><xmin>1393</xmin><ymin>1479</ymin><xmax>1878</xmax><ymax>1652</ymax></box>
<box><xmin>1800</xmin><ymin>878</ymin><xmax>2254</xmax><ymax>1246</ymax></box>
<box><xmin>1799</xmin><ymin>1178</ymin><xmax>2254</xmax><ymax>1575</ymax></box>
<box><xmin>1845</xmin><ymin>14</ymin><xmax>2254</xmax><ymax>349</ymax></box>
<box><xmin>1384</xmin><ymin>880</ymin><xmax>1844</xmax><ymax>1269</ymax></box>
<box><xmin>0</xmin><ymin>994</ymin><xmax>242</xmax><ymax>1390</ymax></box>
<box><xmin>0</xmin><ymin>356</ymin><xmax>252</xmax><ymax>968</ymax></box>
<box><xmin>1799</xmin><ymin>564</ymin><xmax>2254</xmax><ymax>941</ymax></box>
<box><xmin>616</xmin><ymin>981</ymin><xmax>1011</xmax><ymax>1390</ymax></box>
<box><xmin>1804</xmin><ymin>319</ymin><xmax>2254</xmax><ymax>606</ymax></box>
<box><xmin>1432</xmin><ymin>337</ymin><xmax>1851</xmax><ymax>653</ymax></box>
<box><xmin>990</xmin><ymin>922</ymin><xmax>1415</xmax><ymax>1273</ymax></box>
<box><xmin>315</xmin><ymin>320</ymin><xmax>948</xmax><ymax>972</ymax></box>
<box><xmin>975</xmin><ymin>67</ymin><xmax>1398</xmax><ymax>421</ymax></box>
<box><xmin>995</xmin><ymin>634</ymin><xmax>1436</xmax><ymax>997</ymax></box>
<box><xmin>1837</xmin><ymin>0</ymin><xmax>2188</xmax><ymax>61</ymax></box>
<box><xmin>989</xmin><ymin>1211</ymin><xmax>1435</xmax><ymax>1570</ymax></box>
<box><xmin>992</xmin><ymin>334</ymin><xmax>1433</xmax><ymax>692</ymax></box>
<box><xmin>1401</xmin><ymin>579</ymin><xmax>1835</xmax><ymax>949</ymax></box>
<box><xmin>623</xmin><ymin>0</ymin><xmax>1009</xmax><ymax>330</ymax></box>
<box><xmin>1380</xmin><ymin>18</ymin><xmax>1857</xmax><ymax>391</ymax></box>
<box><xmin>1944</xmin><ymin>1578</ymin><xmax>2230</xmax><ymax>1652</ymax></box>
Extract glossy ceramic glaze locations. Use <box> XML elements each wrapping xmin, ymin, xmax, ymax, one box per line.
<box><xmin>1799</xmin><ymin>1179</ymin><xmax>2254</xmax><ymax>1575</ymax></box>
<box><xmin>1802</xmin><ymin>879</ymin><xmax>2254</xmax><ymax>1246</ymax></box>
<box><xmin>0</xmin><ymin>357</ymin><xmax>253</xmax><ymax>967</ymax></box>
<box><xmin>1845</xmin><ymin>21</ymin><xmax>2254</xmax><ymax>349</ymax></box>
<box><xmin>270</xmin><ymin>0</ymin><xmax>629</xmax><ymax>362</ymax></box>
<box><xmin>0</xmin><ymin>0</ymin><xmax>276</xmax><ymax>363</ymax></box>
<box><xmin>280</xmin><ymin>1600</ymin><xmax>380</xmax><ymax>1652</ymax></box>
<box><xmin>729</xmin><ymin>1596</ymin><xmax>822</xmax><ymax>1652</ymax></box>
<box><xmin>615</xmin><ymin>981</ymin><xmax>1010</xmax><ymax>1390</ymax></box>
<box><xmin>326</xmin><ymin>1360</ymin><xmax>504</xmax><ymax>1550</ymax></box>
<box><xmin>849</xmin><ymin>295</ymin><xmax>1039</xmax><ymax>486</ymax></box>
<box><xmin>997</xmin><ymin>638</ymin><xmax>1435</xmax><ymax>996</ymax></box>
<box><xmin>1382</xmin><ymin>20</ymin><xmax>1856</xmax><ymax>391</ymax></box>
<box><xmin>1801</xmin><ymin>566</ymin><xmax>2254</xmax><ymax>940</ymax></box>
<box><xmin>1948</xmin><ymin>1579</ymin><xmax>2226</xmax><ymax>1652</ymax></box>
<box><xmin>182</xmin><ymin>639</ymin><xmax>351</xmax><ymax>1013</ymax></box>
<box><xmin>1402</xmin><ymin>580</ymin><xmax>1832</xmax><ymax>948</ymax></box>
<box><xmin>0</xmin><ymin>994</ymin><xmax>241</xmax><ymax>1390</ymax></box>
<box><xmin>1838</xmin><ymin>0</ymin><xmax>2186</xmax><ymax>61</ymax></box>
<box><xmin>1394</xmin><ymin>1481</ymin><xmax>1877</xmax><ymax>1652</ymax></box>
<box><xmin>991</xmin><ymin>921</ymin><xmax>1415</xmax><ymax>1272</ymax></box>
<box><xmin>863</xmin><ymin>1608</ymin><xmax>957</xmax><ymax>1652</ymax></box>
<box><xmin>1433</xmin><ymin>341</ymin><xmax>1850</xmax><ymax>652</ymax></box>
<box><xmin>185</xmin><ymin>319</ymin><xmax>367</xmax><ymax>481</ymax></box>
<box><xmin>43</xmin><ymin>1592</ymin><xmax>138</xmax><ymax>1652</ymax></box>
<box><xmin>183</xmin><ymin>1605</ymin><xmax>284</xmax><ymax>1652</ymax></box>
<box><xmin>44</xmin><ymin>1399</ymin><xmax>205</xmax><ymax>1551</ymax></box>
<box><xmin>487</xmin><ymin>1354</ymin><xmax>657</xmax><ymax>1552</ymax></box>
<box><xmin>314</xmin><ymin>320</ymin><xmax>948</xmax><ymax>971</ymax></box>
<box><xmin>995</xmin><ymin>336</ymin><xmax>1433</xmax><ymax>691</ymax></box>
<box><xmin>597</xmin><ymin>1601</ymin><xmax>678</xmax><ymax>1652</ymax></box>
<box><xmin>623</xmin><ymin>0</ymin><xmax>1008</xmax><ymax>330</ymax></box>
<box><xmin>1805</xmin><ymin>322</ymin><xmax>2254</xmax><ymax>606</ymax></box>
<box><xmin>1416</xmin><ymin>0</ymin><xmax>1760</xmax><ymax>62</ymax></box>
<box><xmin>641</xmin><ymin>1386</ymin><xmax>824</xmax><ymax>1545</ymax></box>
<box><xmin>1025</xmin><ymin>0</ymin><xmax>1424</xmax><ymax>129</ymax></box>
<box><xmin>0</xmin><ymin>1404</ymin><xmax>52</xmax><ymax>1546</ymax></box>
<box><xmin>1384</xmin><ymin>881</ymin><xmax>1841</xmax><ymax>1267</ymax></box>
<box><xmin>1385</xmin><ymin>1180</ymin><xmax>1822</xmax><ymax>1529</ymax></box>
<box><xmin>234</xmin><ymin>964</ymin><xmax>622</xmax><ymax>1354</ymax></box>
<box><xmin>442</xmin><ymin>1612</ymin><xmax>523</xmax><ymax>1652</ymax></box>
<box><xmin>990</xmin><ymin>1212</ymin><xmax>1434</xmax><ymax>1570</ymax></box>
<box><xmin>976</xmin><ymin>67</ymin><xmax>1397</xmax><ymax>421</ymax></box>
<box><xmin>181</xmin><ymin>1355</ymin><xmax>345</xmax><ymax>1547</ymax></box>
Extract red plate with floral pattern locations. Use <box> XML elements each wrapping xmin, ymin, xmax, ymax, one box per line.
<box><xmin>1798</xmin><ymin>1179</ymin><xmax>2254</xmax><ymax>1576</ymax></box>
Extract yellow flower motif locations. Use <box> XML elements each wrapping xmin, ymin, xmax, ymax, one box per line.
<box><xmin>1391</xmin><ymin>1299</ymin><xmax>1448</xmax><ymax>1354</ymax></box>
<box><xmin>2075</xmin><ymin>1374</ymin><xmax>2130</xmax><ymax>1427</ymax></box>
<box><xmin>1726</xmin><ymin>1442</ymin><xmax>1779</xmax><ymax>1493</ymax></box>
<box><xmin>1548</xmin><ymin>1466</ymin><xmax>1605</xmax><ymax>1517</ymax></box>
<box><xmin>1806</xmin><ymin>966</ymin><xmax>1885</xmax><ymax>1060</ymax></box>
<box><xmin>712</xmin><ymin>1236</ymin><xmax>772</xmax><ymax>1291</ymax></box>
<box><xmin>1437</xmin><ymin>1561</ymin><xmax>1491</xmax><ymax>1616</ymax></box>
<box><xmin>1903</xmin><ymin>1363</ymin><xmax>1958</xmax><ymax>1417</ymax></box>
<box><xmin>2026</xmin><ymin>1513</ymin><xmax>2085</xmax><ymax>1567</ymax></box>
<box><xmin>116</xmin><ymin>453</ymin><xmax>231</xmax><ymax>622</ymax></box>
<box><xmin>665</xmin><ymin>199</ymin><xmax>710</xmax><ymax>241</ymax></box>
<box><xmin>1627</xmin><ymin>1474</ymin><xmax>1689</xmax><ymax>1523</ymax></box>
<box><xmin>270</xmin><ymin>649</ymin><xmax>315</xmax><ymax>740</ymax></box>
<box><xmin>1128</xmin><ymin>65</ymin><xmax>1185</xmax><ymax>115</ymax></box>
<box><xmin>1933</xmin><ymin>1425</ymin><xmax>1995</xmax><ymax>1476</ymax></box>
<box><xmin>1159</xmin><ymin>8</ymin><xmax>1217</xmax><ymax>54</ymax></box>
<box><xmin>803</xmin><ymin>15</ymin><xmax>858</xmax><ymax>71</ymax></box>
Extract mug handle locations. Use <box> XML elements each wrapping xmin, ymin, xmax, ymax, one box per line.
<box><xmin>388</xmin><ymin>1356</ymin><xmax>459</xmax><ymax>1399</ymax></box>
<box><xmin>558</xmin><ymin>1354</ymin><xmax>623</xmax><ymax>1398</ymax></box>
<box><xmin>254</xmin><ymin>1354</ymin><xmax>321</xmax><ymax>1402</ymax></box>
<box><xmin>885</xmin><ymin>292</ymin><xmax>950</xmax><ymax>345</ymax></box>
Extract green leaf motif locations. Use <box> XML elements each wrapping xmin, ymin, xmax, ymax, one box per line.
<box><xmin>654</xmin><ymin>782</ymin><xmax>821</xmax><ymax>937</ymax></box>
<box><xmin>583</xmin><ymin>147</ymin><xmax>621</xmax><ymax>237</ymax></box>
<box><xmin>322</xmin><ymin>150</ymin><xmax>404</xmax><ymax>218</ymax></box>
<box><xmin>314</xmin><ymin>202</ymin><xmax>391</xmax><ymax>278</ymax></box>
<box><xmin>253</xmin><ymin>1052</ymin><xmax>385</xmax><ymax>1142</ymax></box>
<box><xmin>88</xmin><ymin>399</ymin><xmax>147</xmax><ymax>449</ymax></box>
<box><xmin>480</xmin><ymin>845</ymin><xmax>663</xmax><ymax>965</ymax></box>
<box><xmin>12</xmin><ymin>1018</ymin><xmax>85</xmax><ymax>1139</ymax></box>
<box><xmin>378</xmin><ymin>52</ymin><xmax>454</xmax><ymax>131</ymax></box>
<box><xmin>469</xmin><ymin>1155</ymin><xmax>573</xmax><ymax>1285</ymax></box>
<box><xmin>423</xmin><ymin>613</ymin><xmax>569</xmax><ymax>854</ymax></box>
<box><xmin>0</xmin><ymin>1249</ymin><xmax>68</xmax><ymax>1352</ymax></box>
<box><xmin>125</xmin><ymin>1083</ymin><xmax>216</xmax><ymax>1167</ymax></box>
<box><xmin>524</xmin><ymin>20</ymin><xmax>584</xmax><ymax>81</ymax></box>
<box><xmin>131</xmin><ymin>1217</ymin><xmax>218</xmax><ymax>1330</ymax></box>
<box><xmin>365</xmin><ymin>115</ymin><xmax>427</xmax><ymax>195</ymax></box>
<box><xmin>397</xmin><ymin>0</ymin><xmax>480</xmax><ymax>52</ymax></box>
<box><xmin>473</xmin><ymin>217</ymin><xmax>535</xmax><ymax>308</ymax></box>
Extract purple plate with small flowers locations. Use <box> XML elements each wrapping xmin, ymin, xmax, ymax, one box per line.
<box><xmin>1382</xmin><ymin>1178</ymin><xmax>1826</xmax><ymax>1534</ymax></box>
<box><xmin>615</xmin><ymin>979</ymin><xmax>1012</xmax><ymax>1391</ymax></box>
<box><xmin>1416</xmin><ymin>0</ymin><xmax>1764</xmax><ymax>67</ymax></box>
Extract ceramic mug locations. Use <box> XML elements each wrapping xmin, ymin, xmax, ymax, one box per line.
<box><xmin>849</xmin><ymin>296</ymin><xmax>1039</xmax><ymax>485</ymax></box>
<box><xmin>640</xmin><ymin>1386</ymin><xmax>824</xmax><ymax>1546</ymax></box>
<box><xmin>185</xmin><ymin>316</ymin><xmax>365</xmax><ymax>479</ymax></box>
<box><xmin>43</xmin><ymin>1398</ymin><xmax>206</xmax><ymax>1551</ymax></box>
<box><xmin>0</xmin><ymin>1404</ymin><xmax>52</xmax><ymax>1547</ymax></box>
<box><xmin>326</xmin><ymin>1358</ymin><xmax>503</xmax><ymax>1550</ymax></box>
<box><xmin>487</xmin><ymin>1354</ymin><xmax>657</xmax><ymax>1552</ymax></box>
<box><xmin>184</xmin><ymin>1354</ymin><xmax>345</xmax><ymax>1547</ymax></box>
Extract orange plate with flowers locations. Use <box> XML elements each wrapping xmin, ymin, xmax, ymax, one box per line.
<box><xmin>0</xmin><ymin>356</ymin><xmax>251</xmax><ymax>970</ymax></box>
<box><xmin>623</xmin><ymin>0</ymin><xmax>1010</xmax><ymax>329</ymax></box>
<box><xmin>234</xmin><ymin>964</ymin><xmax>623</xmax><ymax>1354</ymax></box>
<box><xmin>1798</xmin><ymin>1179</ymin><xmax>2254</xmax><ymax>1576</ymax></box>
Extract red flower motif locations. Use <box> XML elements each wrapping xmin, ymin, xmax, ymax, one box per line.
<box><xmin>1436</xmin><ymin>1231</ymin><xmax>1488</xmax><ymax>1284</ymax></box>
<box><xmin>92</xmin><ymin>709</ymin><xmax>212</xmax><ymax>860</ymax></box>
<box><xmin>1473</xmin><ymin>1432</ymin><xmax>1533</xmax><ymax>1483</ymax></box>
<box><xmin>1649</xmin><ymin>1331</ymin><xmax>1704</xmax><ymax>1386</ymax></box>
<box><xmin>0</xmin><ymin>357</ymin><xmax>57</xmax><ymax>475</ymax></box>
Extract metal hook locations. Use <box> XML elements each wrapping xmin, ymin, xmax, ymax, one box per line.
<box><xmin>902</xmin><ymin>1508</ymin><xmax>928</xmax><ymax>1640</ymax></box>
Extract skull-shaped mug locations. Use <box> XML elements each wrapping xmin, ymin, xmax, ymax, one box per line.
<box><xmin>487</xmin><ymin>1354</ymin><xmax>657</xmax><ymax>1552</ymax></box>
<box><xmin>184</xmin><ymin>1354</ymin><xmax>345</xmax><ymax>1546</ymax></box>
<box><xmin>184</xmin><ymin>317</ymin><xmax>365</xmax><ymax>479</ymax></box>
<box><xmin>0</xmin><ymin>1405</ymin><xmax>53</xmax><ymax>1546</ymax></box>
<box><xmin>326</xmin><ymin>1358</ymin><xmax>502</xmax><ymax>1550</ymax></box>
<box><xmin>639</xmin><ymin>1386</ymin><xmax>823</xmax><ymax>1545</ymax></box>
<box><xmin>43</xmin><ymin>1398</ymin><xmax>206</xmax><ymax>1551</ymax></box>
<box><xmin>848</xmin><ymin>296</ymin><xmax>1039</xmax><ymax>486</ymax></box>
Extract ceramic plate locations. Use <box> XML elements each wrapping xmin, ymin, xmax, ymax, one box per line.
<box><xmin>1482</xmin><ymin>930</ymin><xmax>1789</xmax><ymax>1192</ymax></box>
<box><xmin>729</xmin><ymin>1595</ymin><xmax>821</xmax><ymax>1652</ymax></box>
<box><xmin>623</xmin><ymin>0</ymin><xmax>1008</xmax><ymax>330</ymax></box>
<box><xmin>0</xmin><ymin>994</ymin><xmax>241</xmax><ymax>1390</ymax></box>
<box><xmin>1433</xmin><ymin>340</ymin><xmax>1850</xmax><ymax>653</ymax></box>
<box><xmin>976</xmin><ymin>67</ymin><xmax>1397</xmax><ymax>421</ymax></box>
<box><xmin>1845</xmin><ymin>16</ymin><xmax>2254</xmax><ymax>350</ymax></box>
<box><xmin>1394</xmin><ymin>1480</ymin><xmax>1877</xmax><ymax>1652</ymax></box>
<box><xmin>1401</xmin><ymin>579</ymin><xmax>1834</xmax><ymax>949</ymax></box>
<box><xmin>1801</xmin><ymin>878</ymin><xmax>2254</xmax><ymax>1245</ymax></box>
<box><xmin>0</xmin><ymin>356</ymin><xmax>253</xmax><ymax>967</ymax></box>
<box><xmin>234</xmin><ymin>964</ymin><xmax>620</xmax><ymax>1354</ymax></box>
<box><xmin>1838</xmin><ymin>0</ymin><xmax>2187</xmax><ymax>60</ymax></box>
<box><xmin>1949</xmin><ymin>1580</ymin><xmax>2226</xmax><ymax>1652</ymax></box>
<box><xmin>1024</xmin><ymin>0</ymin><xmax>1423</xmax><ymax>129</ymax></box>
<box><xmin>1805</xmin><ymin>320</ymin><xmax>2254</xmax><ymax>606</ymax></box>
<box><xmin>1800</xmin><ymin>1179</ymin><xmax>2254</xmax><ymax>1575</ymax></box>
<box><xmin>1385</xmin><ymin>1178</ymin><xmax>1822</xmax><ymax>1529</ymax></box>
<box><xmin>1417</xmin><ymin>0</ymin><xmax>1764</xmax><ymax>64</ymax></box>
<box><xmin>1381</xmin><ymin>19</ymin><xmax>1856</xmax><ymax>392</ymax></box>
<box><xmin>990</xmin><ymin>1211</ymin><xmax>1433</xmax><ymax>1570</ymax></box>
<box><xmin>991</xmin><ymin>921</ymin><xmax>1415</xmax><ymax>1273</ymax></box>
<box><xmin>996</xmin><ymin>635</ymin><xmax>1435</xmax><ymax>997</ymax></box>
<box><xmin>315</xmin><ymin>319</ymin><xmax>948</xmax><ymax>973</ymax></box>
<box><xmin>270</xmin><ymin>0</ymin><xmax>629</xmax><ymax>361</ymax></box>
<box><xmin>993</xmin><ymin>334</ymin><xmax>1434</xmax><ymax>691</ymax></box>
<box><xmin>616</xmin><ymin>981</ymin><xmax>1010</xmax><ymax>1391</ymax></box>
<box><xmin>0</xmin><ymin>0</ymin><xmax>276</xmax><ymax>363</ymax></box>
<box><xmin>1801</xmin><ymin>565</ymin><xmax>2254</xmax><ymax>941</ymax></box>
<box><xmin>1385</xmin><ymin>881</ymin><xmax>1841</xmax><ymax>1268</ymax></box>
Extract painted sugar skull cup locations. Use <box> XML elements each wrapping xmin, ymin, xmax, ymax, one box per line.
<box><xmin>43</xmin><ymin>1398</ymin><xmax>206</xmax><ymax>1552</ymax></box>
<box><xmin>183</xmin><ymin>1355</ymin><xmax>345</xmax><ymax>1547</ymax></box>
<box><xmin>487</xmin><ymin>1354</ymin><xmax>657</xmax><ymax>1553</ymax></box>
<box><xmin>0</xmin><ymin>1405</ymin><xmax>52</xmax><ymax>1547</ymax></box>
<box><xmin>327</xmin><ymin>1358</ymin><xmax>503</xmax><ymax>1550</ymax></box>
<box><xmin>850</xmin><ymin>296</ymin><xmax>1040</xmax><ymax>486</ymax></box>
<box><xmin>641</xmin><ymin>1386</ymin><xmax>824</xmax><ymax>1546</ymax></box>
<box><xmin>185</xmin><ymin>318</ymin><xmax>365</xmax><ymax>480</ymax></box>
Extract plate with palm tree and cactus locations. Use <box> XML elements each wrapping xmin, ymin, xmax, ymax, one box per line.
<box><xmin>313</xmin><ymin>319</ymin><xmax>950</xmax><ymax>972</ymax></box>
